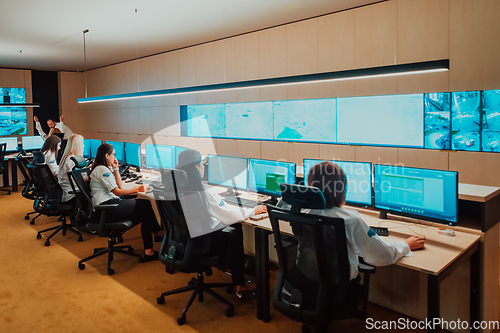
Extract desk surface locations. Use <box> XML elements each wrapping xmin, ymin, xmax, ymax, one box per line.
<box><xmin>124</xmin><ymin>175</ymin><xmax>481</xmax><ymax>277</ymax></box>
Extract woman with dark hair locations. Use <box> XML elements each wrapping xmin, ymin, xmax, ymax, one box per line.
<box><xmin>40</xmin><ymin>134</ymin><xmax>61</xmax><ymax>176</ymax></box>
<box><xmin>298</xmin><ymin>161</ymin><xmax>425</xmax><ymax>282</ymax></box>
<box><xmin>89</xmin><ymin>143</ymin><xmax>163</xmax><ymax>261</ymax></box>
<box><xmin>176</xmin><ymin>149</ymin><xmax>266</xmax><ymax>298</ymax></box>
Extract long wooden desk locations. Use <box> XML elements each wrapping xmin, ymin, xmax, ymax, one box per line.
<box><xmin>244</xmin><ymin>208</ymin><xmax>481</xmax><ymax>332</ymax></box>
<box><xmin>126</xmin><ymin>175</ymin><xmax>496</xmax><ymax>332</ymax></box>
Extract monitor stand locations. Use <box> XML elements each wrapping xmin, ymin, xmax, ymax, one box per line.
<box><xmin>379</xmin><ymin>210</ymin><xmax>388</xmax><ymax>219</ymax></box>
<box><xmin>224</xmin><ymin>188</ymin><xmax>241</xmax><ymax>197</ymax></box>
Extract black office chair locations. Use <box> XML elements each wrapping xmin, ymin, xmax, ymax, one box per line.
<box><xmin>155</xmin><ymin>168</ymin><xmax>235</xmax><ymax>325</ymax></box>
<box><xmin>69</xmin><ymin>167</ymin><xmax>143</xmax><ymax>275</ymax></box>
<box><xmin>0</xmin><ymin>143</ymin><xmax>12</xmax><ymax>195</ymax></box>
<box><xmin>16</xmin><ymin>154</ymin><xmax>41</xmax><ymax>223</ymax></box>
<box><xmin>26</xmin><ymin>162</ymin><xmax>83</xmax><ymax>246</ymax></box>
<box><xmin>267</xmin><ymin>184</ymin><xmax>374</xmax><ymax>333</ymax></box>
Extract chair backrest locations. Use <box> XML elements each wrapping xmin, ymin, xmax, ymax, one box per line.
<box><xmin>70</xmin><ymin>156</ymin><xmax>89</xmax><ymax>170</ymax></box>
<box><xmin>157</xmin><ymin>168</ymin><xmax>219</xmax><ymax>274</ymax></box>
<box><xmin>16</xmin><ymin>154</ymin><xmax>36</xmax><ymax>199</ymax></box>
<box><xmin>67</xmin><ymin>167</ymin><xmax>93</xmax><ymax>225</ymax></box>
<box><xmin>268</xmin><ymin>183</ymin><xmax>351</xmax><ymax>326</ymax></box>
<box><xmin>27</xmin><ymin>163</ymin><xmax>63</xmax><ymax>204</ymax></box>
<box><xmin>0</xmin><ymin>143</ymin><xmax>6</xmax><ymax>172</ymax></box>
<box><xmin>32</xmin><ymin>151</ymin><xmax>45</xmax><ymax>164</ymax></box>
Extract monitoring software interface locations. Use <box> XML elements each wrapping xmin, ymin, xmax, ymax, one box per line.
<box><xmin>249</xmin><ymin>159</ymin><xmax>296</xmax><ymax>196</ymax></box>
<box><xmin>207</xmin><ymin>155</ymin><xmax>248</xmax><ymax>191</ymax></box>
<box><xmin>125</xmin><ymin>142</ymin><xmax>141</xmax><ymax>168</ymax></box>
<box><xmin>145</xmin><ymin>144</ymin><xmax>176</xmax><ymax>169</ymax></box>
<box><xmin>303</xmin><ymin>159</ymin><xmax>372</xmax><ymax>206</ymax></box>
<box><xmin>106</xmin><ymin>141</ymin><xmax>125</xmax><ymax>163</ymax></box>
<box><xmin>22</xmin><ymin>136</ymin><xmax>44</xmax><ymax>151</ymax></box>
<box><xmin>0</xmin><ymin>137</ymin><xmax>18</xmax><ymax>152</ymax></box>
<box><xmin>374</xmin><ymin>165</ymin><xmax>458</xmax><ymax>224</ymax></box>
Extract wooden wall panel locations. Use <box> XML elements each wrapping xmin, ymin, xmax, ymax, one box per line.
<box><xmin>318</xmin><ymin>80</ymin><xmax>355</xmax><ymax>99</ymax></box>
<box><xmin>261</xmin><ymin>141</ymin><xmax>288</xmax><ymax>161</ymax></box>
<box><xmin>317</xmin><ymin>10</ymin><xmax>355</xmax><ymax>72</ymax></box>
<box><xmin>355</xmin><ymin>76</ymin><xmax>398</xmax><ymax>96</ymax></box>
<box><xmin>355</xmin><ymin>146</ymin><xmax>399</xmax><ymax>165</ymax></box>
<box><xmin>286</xmin><ymin>19</ymin><xmax>318</xmax><ymax>76</ymax></box>
<box><xmin>179</xmin><ymin>48</ymin><xmax>196</xmax><ymax>88</ymax></box>
<box><xmin>259</xmin><ymin>26</ymin><xmax>287</xmax><ymax>79</ymax></box>
<box><xmin>215</xmin><ymin>139</ymin><xmax>238</xmax><ymax>156</ymax></box>
<box><xmin>397</xmin><ymin>148</ymin><xmax>449</xmax><ymax>170</ymax></box>
<box><xmin>319</xmin><ymin>144</ymin><xmax>357</xmax><ymax>162</ymax></box>
<box><xmin>237</xmin><ymin>140</ymin><xmax>261</xmax><ymax>159</ymax></box>
<box><xmin>449</xmin><ymin>0</ymin><xmax>500</xmax><ymax>91</ymax></box>
<box><xmin>354</xmin><ymin>0</ymin><xmax>397</xmax><ymax>68</ymax></box>
<box><xmin>287</xmin><ymin>83</ymin><xmax>319</xmax><ymax>100</ymax></box>
<box><xmin>163</xmin><ymin>50</ymin><xmax>180</xmax><ymax>89</ymax></box>
<box><xmin>197</xmin><ymin>137</ymin><xmax>217</xmax><ymax>156</ymax></box>
<box><xmin>449</xmin><ymin>151</ymin><xmax>500</xmax><ymax>186</ymax></box>
<box><xmin>288</xmin><ymin>142</ymin><xmax>319</xmax><ymax>165</ymax></box>
<box><xmin>397</xmin><ymin>0</ymin><xmax>449</xmax><ymax>64</ymax></box>
<box><xmin>397</xmin><ymin>72</ymin><xmax>449</xmax><ymax>95</ymax></box>
<box><xmin>235</xmin><ymin>32</ymin><xmax>260</xmax><ymax>81</ymax></box>
<box><xmin>195</xmin><ymin>43</ymin><xmax>215</xmax><ymax>86</ymax></box>
<box><xmin>214</xmin><ymin>38</ymin><xmax>237</xmax><ymax>83</ymax></box>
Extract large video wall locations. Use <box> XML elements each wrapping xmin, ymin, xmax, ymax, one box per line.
<box><xmin>180</xmin><ymin>89</ymin><xmax>500</xmax><ymax>152</ymax></box>
<box><xmin>0</xmin><ymin>88</ymin><xmax>27</xmax><ymax>136</ymax></box>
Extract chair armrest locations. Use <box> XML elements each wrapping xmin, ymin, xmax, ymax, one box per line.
<box><xmin>121</xmin><ymin>194</ymin><xmax>137</xmax><ymax>200</ymax></box>
<box><xmin>95</xmin><ymin>203</ymin><xmax>119</xmax><ymax>210</ymax></box>
<box><xmin>358</xmin><ymin>258</ymin><xmax>376</xmax><ymax>274</ymax></box>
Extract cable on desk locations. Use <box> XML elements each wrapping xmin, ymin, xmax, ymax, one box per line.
<box><xmin>378</xmin><ymin>220</ymin><xmax>426</xmax><ymax>238</ymax></box>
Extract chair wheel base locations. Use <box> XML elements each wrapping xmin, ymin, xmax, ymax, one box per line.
<box><xmin>225</xmin><ymin>307</ymin><xmax>234</xmax><ymax>317</ymax></box>
<box><xmin>78</xmin><ymin>263</ymin><xmax>85</xmax><ymax>270</ymax></box>
<box><xmin>138</xmin><ymin>256</ymin><xmax>144</xmax><ymax>263</ymax></box>
<box><xmin>156</xmin><ymin>296</ymin><xmax>165</xmax><ymax>305</ymax></box>
<box><xmin>45</xmin><ymin>241</ymin><xmax>50</xmax><ymax>246</ymax></box>
<box><xmin>25</xmin><ymin>215</ymin><xmax>29</xmax><ymax>220</ymax></box>
<box><xmin>7</xmin><ymin>191</ymin><xmax>11</xmax><ymax>195</ymax></box>
<box><xmin>107</xmin><ymin>268</ymin><xmax>115</xmax><ymax>275</ymax></box>
<box><xmin>78</xmin><ymin>236</ymin><xmax>83</xmax><ymax>242</ymax></box>
<box><xmin>177</xmin><ymin>316</ymin><xmax>186</xmax><ymax>325</ymax></box>
<box><xmin>36</xmin><ymin>234</ymin><xmax>41</xmax><ymax>239</ymax></box>
<box><xmin>30</xmin><ymin>220</ymin><xmax>35</xmax><ymax>225</ymax></box>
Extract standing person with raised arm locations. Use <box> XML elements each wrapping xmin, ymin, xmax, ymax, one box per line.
<box><xmin>34</xmin><ymin>114</ymin><xmax>74</xmax><ymax>140</ymax></box>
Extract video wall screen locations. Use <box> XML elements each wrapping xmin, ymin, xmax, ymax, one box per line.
<box><xmin>0</xmin><ymin>88</ymin><xmax>27</xmax><ymax>136</ymax></box>
<box><xmin>181</xmin><ymin>89</ymin><xmax>500</xmax><ymax>152</ymax></box>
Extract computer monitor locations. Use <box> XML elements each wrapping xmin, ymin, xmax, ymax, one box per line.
<box><xmin>89</xmin><ymin>139</ymin><xmax>102</xmax><ymax>159</ymax></box>
<box><xmin>303</xmin><ymin>159</ymin><xmax>372</xmax><ymax>207</ymax></box>
<box><xmin>374</xmin><ymin>165</ymin><xmax>458</xmax><ymax>225</ymax></box>
<box><xmin>0</xmin><ymin>137</ymin><xmax>19</xmax><ymax>152</ymax></box>
<box><xmin>22</xmin><ymin>136</ymin><xmax>44</xmax><ymax>151</ymax></box>
<box><xmin>248</xmin><ymin>158</ymin><xmax>296</xmax><ymax>197</ymax></box>
<box><xmin>175</xmin><ymin>146</ymin><xmax>188</xmax><ymax>165</ymax></box>
<box><xmin>105</xmin><ymin>141</ymin><xmax>125</xmax><ymax>164</ymax></box>
<box><xmin>207</xmin><ymin>155</ymin><xmax>248</xmax><ymax>193</ymax></box>
<box><xmin>125</xmin><ymin>142</ymin><xmax>141</xmax><ymax>169</ymax></box>
<box><xmin>145</xmin><ymin>144</ymin><xmax>176</xmax><ymax>169</ymax></box>
<box><xmin>83</xmin><ymin>139</ymin><xmax>90</xmax><ymax>158</ymax></box>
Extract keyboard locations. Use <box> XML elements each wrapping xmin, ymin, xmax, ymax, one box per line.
<box><xmin>224</xmin><ymin>196</ymin><xmax>259</xmax><ymax>208</ymax></box>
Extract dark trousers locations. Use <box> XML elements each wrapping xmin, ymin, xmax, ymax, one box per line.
<box><xmin>214</xmin><ymin>223</ymin><xmax>246</xmax><ymax>286</ymax></box>
<box><xmin>96</xmin><ymin>198</ymin><xmax>161</xmax><ymax>249</ymax></box>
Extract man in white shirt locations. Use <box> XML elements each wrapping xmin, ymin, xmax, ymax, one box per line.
<box><xmin>34</xmin><ymin>115</ymin><xmax>74</xmax><ymax>140</ymax></box>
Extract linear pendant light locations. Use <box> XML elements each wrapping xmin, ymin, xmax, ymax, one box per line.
<box><xmin>1</xmin><ymin>103</ymin><xmax>40</xmax><ymax>107</ymax></box>
<box><xmin>78</xmin><ymin>59</ymin><xmax>449</xmax><ymax>104</ymax></box>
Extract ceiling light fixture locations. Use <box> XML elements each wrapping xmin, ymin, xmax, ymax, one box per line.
<box><xmin>78</xmin><ymin>59</ymin><xmax>449</xmax><ymax>104</ymax></box>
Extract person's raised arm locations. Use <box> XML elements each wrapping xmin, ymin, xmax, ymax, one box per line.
<box><xmin>34</xmin><ymin>116</ymin><xmax>48</xmax><ymax>140</ymax></box>
<box><xmin>57</xmin><ymin>114</ymin><xmax>74</xmax><ymax>137</ymax></box>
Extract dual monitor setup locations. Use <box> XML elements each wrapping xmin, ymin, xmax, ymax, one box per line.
<box><xmin>0</xmin><ymin>136</ymin><xmax>45</xmax><ymax>153</ymax></box>
<box><xmin>208</xmin><ymin>155</ymin><xmax>458</xmax><ymax>226</ymax></box>
<box><xmin>83</xmin><ymin>139</ymin><xmax>188</xmax><ymax>172</ymax></box>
